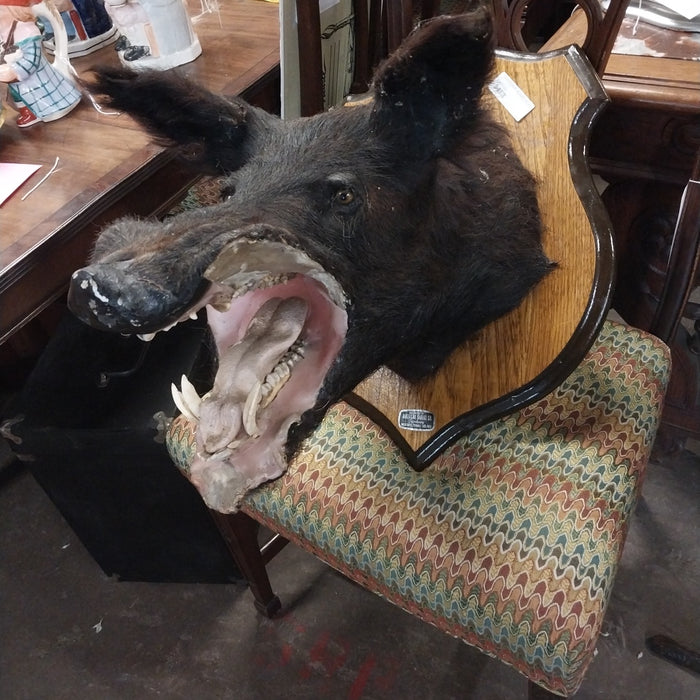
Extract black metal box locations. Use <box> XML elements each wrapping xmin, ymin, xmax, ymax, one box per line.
<box><xmin>4</xmin><ymin>312</ymin><xmax>240</xmax><ymax>583</ymax></box>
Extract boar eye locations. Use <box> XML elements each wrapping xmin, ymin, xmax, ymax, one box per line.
<box><xmin>334</xmin><ymin>188</ymin><xmax>355</xmax><ymax>206</ymax></box>
<box><xmin>326</xmin><ymin>173</ymin><xmax>361</xmax><ymax>214</ymax></box>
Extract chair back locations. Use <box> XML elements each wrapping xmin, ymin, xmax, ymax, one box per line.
<box><xmin>489</xmin><ymin>0</ymin><xmax>631</xmax><ymax>73</ymax></box>
<box><xmin>649</xmin><ymin>149</ymin><xmax>700</xmax><ymax>343</ymax></box>
<box><xmin>349</xmin><ymin>46</ymin><xmax>616</xmax><ymax>468</ymax></box>
<box><xmin>294</xmin><ymin>0</ymin><xmax>631</xmax><ymax>116</ymax></box>
<box><xmin>294</xmin><ymin>0</ymin><xmax>440</xmax><ymax>116</ymax></box>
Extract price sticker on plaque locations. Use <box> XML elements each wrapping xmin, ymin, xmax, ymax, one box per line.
<box><xmin>488</xmin><ymin>72</ymin><xmax>535</xmax><ymax>122</ymax></box>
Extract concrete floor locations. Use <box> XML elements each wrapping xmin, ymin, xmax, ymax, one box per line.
<box><xmin>1</xmin><ymin>435</ymin><xmax>698</xmax><ymax>700</ymax></box>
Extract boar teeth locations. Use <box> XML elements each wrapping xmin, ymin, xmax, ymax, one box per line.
<box><xmin>229</xmin><ymin>274</ymin><xmax>295</xmax><ymax>301</ymax></box>
<box><xmin>178</xmin><ymin>337</ymin><xmax>308</xmax><ymax>445</ymax></box>
<box><xmin>137</xmin><ymin>332</ymin><xmax>157</xmax><ymax>342</ymax></box>
<box><xmin>180</xmin><ymin>375</ymin><xmax>204</xmax><ymax>418</ymax></box>
<box><xmin>171</xmin><ymin>383</ymin><xmax>190</xmax><ymax>420</ymax></box>
<box><xmin>240</xmin><ymin>339</ymin><xmax>307</xmax><ymax>435</ymax></box>
<box><xmin>259</xmin><ymin>362</ymin><xmax>292</xmax><ymax>409</ymax></box>
<box><xmin>258</xmin><ymin>339</ymin><xmax>306</xmax><ymax>410</ymax></box>
<box><xmin>171</xmin><ymin>374</ymin><xmax>202</xmax><ymax>422</ymax></box>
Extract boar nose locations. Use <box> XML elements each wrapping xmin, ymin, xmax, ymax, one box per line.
<box><xmin>68</xmin><ymin>264</ymin><xmax>192</xmax><ymax>333</ymax></box>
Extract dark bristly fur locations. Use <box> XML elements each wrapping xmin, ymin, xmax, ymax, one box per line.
<box><xmin>71</xmin><ymin>10</ymin><xmax>554</xmax><ymax>456</ymax></box>
<box><xmin>86</xmin><ymin>67</ymin><xmax>268</xmax><ymax>172</ymax></box>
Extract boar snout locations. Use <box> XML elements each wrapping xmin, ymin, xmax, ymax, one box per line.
<box><xmin>68</xmin><ymin>263</ymin><xmax>204</xmax><ymax>334</ymax></box>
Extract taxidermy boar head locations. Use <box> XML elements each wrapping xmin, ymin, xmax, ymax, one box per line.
<box><xmin>68</xmin><ymin>9</ymin><xmax>552</xmax><ymax>512</ymax></box>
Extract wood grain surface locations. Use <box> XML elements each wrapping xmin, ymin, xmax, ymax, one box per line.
<box><xmin>0</xmin><ymin>0</ymin><xmax>280</xmax><ymax>343</ymax></box>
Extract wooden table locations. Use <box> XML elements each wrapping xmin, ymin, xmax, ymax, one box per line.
<box><xmin>0</xmin><ymin>0</ymin><xmax>280</xmax><ymax>353</ymax></box>
<box><xmin>546</xmin><ymin>12</ymin><xmax>700</xmax><ymax>448</ymax></box>
<box><xmin>544</xmin><ymin>11</ymin><xmax>699</xmax><ymax>108</ymax></box>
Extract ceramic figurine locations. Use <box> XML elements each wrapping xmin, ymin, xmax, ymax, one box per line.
<box><xmin>0</xmin><ymin>0</ymin><xmax>80</xmax><ymax>127</ymax></box>
<box><xmin>42</xmin><ymin>0</ymin><xmax>119</xmax><ymax>58</ymax></box>
<box><xmin>104</xmin><ymin>0</ymin><xmax>201</xmax><ymax>70</ymax></box>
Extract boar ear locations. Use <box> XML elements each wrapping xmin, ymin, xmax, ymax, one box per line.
<box><xmin>88</xmin><ymin>67</ymin><xmax>269</xmax><ymax>173</ymax></box>
<box><xmin>370</xmin><ymin>9</ymin><xmax>494</xmax><ymax>158</ymax></box>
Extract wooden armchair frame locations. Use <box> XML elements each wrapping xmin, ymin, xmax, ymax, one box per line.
<box><xmin>166</xmin><ymin>42</ymin><xmax>671</xmax><ymax>697</ymax></box>
<box><xmin>210</xmin><ymin>33</ymin><xmax>618</xmax><ymax>610</ymax></box>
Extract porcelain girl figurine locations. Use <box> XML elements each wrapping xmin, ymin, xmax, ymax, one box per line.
<box><xmin>0</xmin><ymin>0</ymin><xmax>80</xmax><ymax>127</ymax></box>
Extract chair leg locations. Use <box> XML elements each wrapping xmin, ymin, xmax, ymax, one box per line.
<box><xmin>528</xmin><ymin>680</ymin><xmax>563</xmax><ymax>699</ymax></box>
<box><xmin>211</xmin><ymin>510</ymin><xmax>282</xmax><ymax>618</ymax></box>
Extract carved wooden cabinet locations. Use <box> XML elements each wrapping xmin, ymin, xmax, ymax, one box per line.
<box><xmin>585</xmin><ymin>18</ymin><xmax>700</xmax><ymax>449</ymax></box>
<box><xmin>591</xmin><ymin>106</ymin><xmax>699</xmax><ymax>322</ymax></box>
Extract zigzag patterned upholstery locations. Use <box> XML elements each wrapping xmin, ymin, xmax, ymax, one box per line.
<box><xmin>167</xmin><ymin>319</ymin><xmax>670</xmax><ymax>696</ymax></box>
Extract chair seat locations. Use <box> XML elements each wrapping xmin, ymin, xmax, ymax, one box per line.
<box><xmin>167</xmin><ymin>320</ymin><xmax>670</xmax><ymax>696</ymax></box>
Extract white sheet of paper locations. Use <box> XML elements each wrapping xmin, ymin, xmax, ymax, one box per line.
<box><xmin>650</xmin><ymin>0</ymin><xmax>700</xmax><ymax>20</ymax></box>
<box><xmin>0</xmin><ymin>163</ymin><xmax>42</xmax><ymax>206</ymax></box>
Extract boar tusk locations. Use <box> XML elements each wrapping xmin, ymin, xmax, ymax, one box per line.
<box><xmin>172</xmin><ymin>383</ymin><xmax>195</xmax><ymax>422</ymax></box>
<box><xmin>180</xmin><ymin>375</ymin><xmax>203</xmax><ymax>419</ymax></box>
<box><xmin>171</xmin><ymin>375</ymin><xmax>202</xmax><ymax>422</ymax></box>
<box><xmin>242</xmin><ymin>381</ymin><xmax>262</xmax><ymax>437</ymax></box>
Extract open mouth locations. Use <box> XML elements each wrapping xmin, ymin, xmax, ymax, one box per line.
<box><xmin>167</xmin><ymin>237</ymin><xmax>348</xmax><ymax>512</ymax></box>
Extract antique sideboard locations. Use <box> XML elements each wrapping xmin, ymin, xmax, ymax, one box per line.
<box><xmin>547</xmin><ymin>13</ymin><xmax>700</xmax><ymax>449</ymax></box>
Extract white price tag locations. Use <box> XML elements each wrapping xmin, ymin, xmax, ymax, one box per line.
<box><xmin>488</xmin><ymin>72</ymin><xmax>535</xmax><ymax>122</ymax></box>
